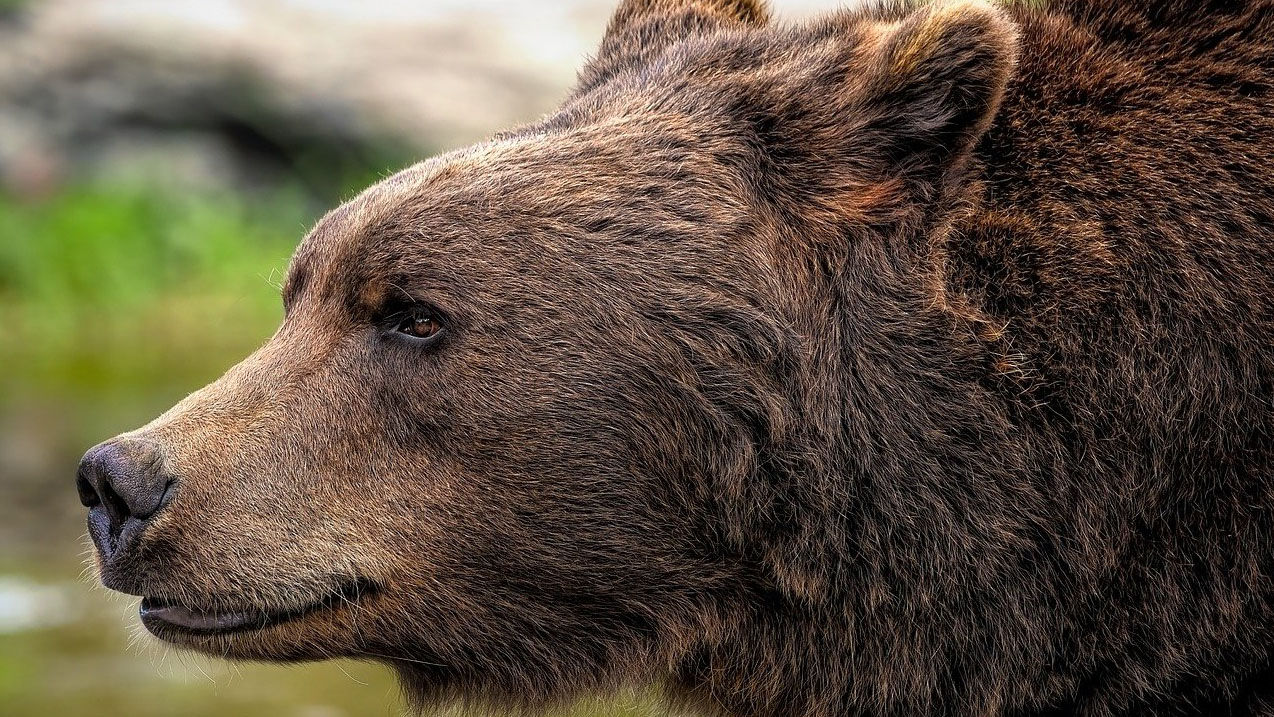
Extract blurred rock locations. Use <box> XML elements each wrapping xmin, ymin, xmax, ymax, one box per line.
<box><xmin>0</xmin><ymin>0</ymin><xmax>601</xmax><ymax>197</ymax></box>
<box><xmin>0</xmin><ymin>0</ymin><xmax>831</xmax><ymax>198</ymax></box>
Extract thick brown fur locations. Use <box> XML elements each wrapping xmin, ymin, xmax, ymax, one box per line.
<box><xmin>81</xmin><ymin>1</ymin><xmax>1274</xmax><ymax>715</ymax></box>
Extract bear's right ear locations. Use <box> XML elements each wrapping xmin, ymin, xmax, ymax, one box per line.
<box><xmin>858</xmin><ymin>1</ymin><xmax>1018</xmax><ymax>174</ymax></box>
<box><xmin>577</xmin><ymin>0</ymin><xmax>769</xmax><ymax>93</ymax></box>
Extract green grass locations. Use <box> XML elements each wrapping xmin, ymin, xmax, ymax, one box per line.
<box><xmin>0</xmin><ymin>183</ymin><xmax>312</xmax><ymax>400</ymax></box>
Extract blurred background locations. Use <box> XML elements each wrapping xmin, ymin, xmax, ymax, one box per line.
<box><xmin>0</xmin><ymin>0</ymin><xmax>829</xmax><ymax>714</ymax></box>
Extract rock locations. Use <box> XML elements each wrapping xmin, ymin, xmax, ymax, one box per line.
<box><xmin>0</xmin><ymin>0</ymin><xmax>831</xmax><ymax>197</ymax></box>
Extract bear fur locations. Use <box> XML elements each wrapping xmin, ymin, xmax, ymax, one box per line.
<box><xmin>81</xmin><ymin>1</ymin><xmax>1274</xmax><ymax>716</ymax></box>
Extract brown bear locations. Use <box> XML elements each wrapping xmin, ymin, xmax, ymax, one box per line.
<box><xmin>76</xmin><ymin>0</ymin><xmax>1274</xmax><ymax>715</ymax></box>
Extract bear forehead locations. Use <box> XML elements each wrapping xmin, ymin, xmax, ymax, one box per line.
<box><xmin>277</xmin><ymin>10</ymin><xmax>902</xmax><ymax>308</ymax></box>
<box><xmin>286</xmin><ymin>109</ymin><xmax>753</xmax><ymax>296</ymax></box>
<box><xmin>285</xmin><ymin>11</ymin><xmax>892</xmax><ymax>282</ymax></box>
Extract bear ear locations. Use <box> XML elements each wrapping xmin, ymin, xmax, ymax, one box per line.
<box><xmin>856</xmin><ymin>1</ymin><xmax>1018</xmax><ymax>180</ymax></box>
<box><xmin>576</xmin><ymin>0</ymin><xmax>770</xmax><ymax>94</ymax></box>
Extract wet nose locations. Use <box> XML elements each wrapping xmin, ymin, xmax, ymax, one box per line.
<box><xmin>77</xmin><ymin>439</ymin><xmax>176</xmax><ymax>558</ymax></box>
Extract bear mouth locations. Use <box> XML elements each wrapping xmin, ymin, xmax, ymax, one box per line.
<box><xmin>139</xmin><ymin>579</ymin><xmax>374</xmax><ymax>636</ymax></box>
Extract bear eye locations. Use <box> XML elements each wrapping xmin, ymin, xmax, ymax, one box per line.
<box><xmin>396</xmin><ymin>313</ymin><xmax>442</xmax><ymax>341</ymax></box>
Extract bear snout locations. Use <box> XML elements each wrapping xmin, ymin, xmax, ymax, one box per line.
<box><xmin>77</xmin><ymin>437</ymin><xmax>178</xmax><ymax>570</ymax></box>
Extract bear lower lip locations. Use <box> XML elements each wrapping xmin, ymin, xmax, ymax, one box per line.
<box><xmin>140</xmin><ymin>600</ymin><xmax>263</xmax><ymax>632</ymax></box>
<box><xmin>139</xmin><ymin>580</ymin><xmax>374</xmax><ymax>636</ymax></box>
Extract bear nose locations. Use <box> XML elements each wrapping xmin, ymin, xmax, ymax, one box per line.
<box><xmin>77</xmin><ymin>439</ymin><xmax>176</xmax><ymax>559</ymax></box>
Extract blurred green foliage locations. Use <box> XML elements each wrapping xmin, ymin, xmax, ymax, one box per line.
<box><xmin>0</xmin><ymin>184</ymin><xmax>308</xmax><ymax>400</ymax></box>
